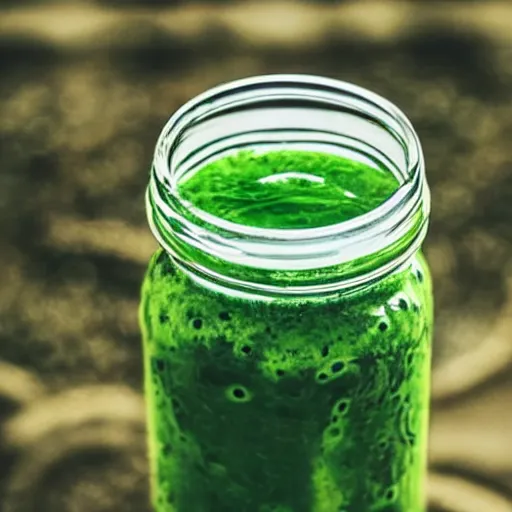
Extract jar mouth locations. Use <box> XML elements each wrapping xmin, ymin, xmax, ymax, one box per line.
<box><xmin>148</xmin><ymin>74</ymin><xmax>430</xmax><ymax>296</ymax></box>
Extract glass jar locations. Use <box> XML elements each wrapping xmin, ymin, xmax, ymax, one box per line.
<box><xmin>140</xmin><ymin>75</ymin><xmax>432</xmax><ymax>512</ymax></box>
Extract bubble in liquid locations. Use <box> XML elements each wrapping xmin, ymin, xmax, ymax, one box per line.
<box><xmin>316</xmin><ymin>372</ymin><xmax>329</xmax><ymax>383</ymax></box>
<box><xmin>331</xmin><ymin>361</ymin><xmax>344</xmax><ymax>373</ymax></box>
<box><xmin>334</xmin><ymin>398</ymin><xmax>351</xmax><ymax>416</ymax></box>
<box><xmin>398</xmin><ymin>298</ymin><xmax>409</xmax><ymax>311</ymax></box>
<box><xmin>384</xmin><ymin>485</ymin><xmax>398</xmax><ymax>502</ymax></box>
<box><xmin>378</xmin><ymin>321</ymin><xmax>389</xmax><ymax>332</ymax></box>
<box><xmin>225</xmin><ymin>384</ymin><xmax>253</xmax><ymax>403</ymax></box>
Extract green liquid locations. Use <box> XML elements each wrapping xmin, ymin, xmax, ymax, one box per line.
<box><xmin>179</xmin><ymin>150</ymin><xmax>398</xmax><ymax>229</ymax></box>
<box><xmin>141</xmin><ymin>150</ymin><xmax>432</xmax><ymax>511</ymax></box>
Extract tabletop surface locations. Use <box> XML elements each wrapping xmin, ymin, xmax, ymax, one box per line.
<box><xmin>0</xmin><ymin>2</ymin><xmax>511</xmax><ymax>511</ymax></box>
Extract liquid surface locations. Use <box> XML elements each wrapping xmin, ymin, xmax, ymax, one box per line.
<box><xmin>179</xmin><ymin>150</ymin><xmax>399</xmax><ymax>229</ymax></box>
<box><xmin>141</xmin><ymin>150</ymin><xmax>432</xmax><ymax>512</ymax></box>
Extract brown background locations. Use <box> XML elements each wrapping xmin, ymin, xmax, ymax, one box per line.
<box><xmin>0</xmin><ymin>1</ymin><xmax>511</xmax><ymax>511</ymax></box>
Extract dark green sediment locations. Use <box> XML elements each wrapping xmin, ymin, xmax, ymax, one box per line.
<box><xmin>141</xmin><ymin>150</ymin><xmax>433</xmax><ymax>511</ymax></box>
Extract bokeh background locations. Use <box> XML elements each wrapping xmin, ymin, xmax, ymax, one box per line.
<box><xmin>0</xmin><ymin>1</ymin><xmax>511</xmax><ymax>511</ymax></box>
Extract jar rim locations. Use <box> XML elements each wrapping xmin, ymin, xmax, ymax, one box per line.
<box><xmin>147</xmin><ymin>74</ymin><xmax>430</xmax><ymax>297</ymax></box>
<box><xmin>153</xmin><ymin>74</ymin><xmax>424</xmax><ymax>240</ymax></box>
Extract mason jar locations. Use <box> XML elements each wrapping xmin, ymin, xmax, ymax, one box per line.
<box><xmin>140</xmin><ymin>75</ymin><xmax>433</xmax><ymax>512</ymax></box>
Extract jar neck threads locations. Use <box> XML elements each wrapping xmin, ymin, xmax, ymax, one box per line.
<box><xmin>147</xmin><ymin>75</ymin><xmax>430</xmax><ymax>299</ymax></box>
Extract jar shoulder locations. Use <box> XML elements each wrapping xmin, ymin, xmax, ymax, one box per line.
<box><xmin>141</xmin><ymin>249</ymin><xmax>432</xmax><ymax>359</ymax></box>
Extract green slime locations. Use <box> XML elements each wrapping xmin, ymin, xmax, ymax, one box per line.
<box><xmin>141</xmin><ymin>150</ymin><xmax>433</xmax><ymax>512</ymax></box>
<box><xmin>179</xmin><ymin>150</ymin><xmax>398</xmax><ymax>229</ymax></box>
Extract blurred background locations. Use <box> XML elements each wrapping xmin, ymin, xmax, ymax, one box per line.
<box><xmin>0</xmin><ymin>0</ymin><xmax>511</xmax><ymax>511</ymax></box>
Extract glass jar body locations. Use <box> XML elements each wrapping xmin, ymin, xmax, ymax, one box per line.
<box><xmin>140</xmin><ymin>248</ymin><xmax>432</xmax><ymax>512</ymax></box>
